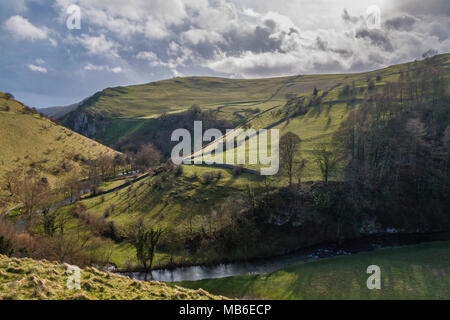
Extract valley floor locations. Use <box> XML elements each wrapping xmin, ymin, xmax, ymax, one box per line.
<box><xmin>178</xmin><ymin>241</ymin><xmax>450</xmax><ymax>300</ymax></box>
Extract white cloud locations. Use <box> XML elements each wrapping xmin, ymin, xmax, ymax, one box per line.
<box><xmin>84</xmin><ymin>63</ymin><xmax>122</xmax><ymax>73</ymax></box>
<box><xmin>35</xmin><ymin>58</ymin><xmax>45</xmax><ymax>65</ymax></box>
<box><xmin>4</xmin><ymin>15</ymin><xmax>47</xmax><ymax>41</ymax></box>
<box><xmin>144</xmin><ymin>17</ymin><xmax>170</xmax><ymax>39</ymax></box>
<box><xmin>28</xmin><ymin>64</ymin><xmax>48</xmax><ymax>73</ymax></box>
<box><xmin>181</xmin><ymin>29</ymin><xmax>225</xmax><ymax>45</ymax></box>
<box><xmin>77</xmin><ymin>34</ymin><xmax>119</xmax><ymax>57</ymax></box>
<box><xmin>136</xmin><ymin>51</ymin><xmax>158</xmax><ymax>61</ymax></box>
<box><xmin>242</xmin><ymin>8</ymin><xmax>261</xmax><ymax>18</ymax></box>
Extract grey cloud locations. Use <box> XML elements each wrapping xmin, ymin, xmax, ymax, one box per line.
<box><xmin>392</xmin><ymin>0</ymin><xmax>450</xmax><ymax>17</ymax></box>
<box><xmin>341</xmin><ymin>9</ymin><xmax>359</xmax><ymax>24</ymax></box>
<box><xmin>315</xmin><ymin>37</ymin><xmax>328</xmax><ymax>51</ymax></box>
<box><xmin>312</xmin><ymin>58</ymin><xmax>345</xmax><ymax>73</ymax></box>
<box><xmin>422</xmin><ymin>49</ymin><xmax>438</xmax><ymax>58</ymax></box>
<box><xmin>315</xmin><ymin>37</ymin><xmax>353</xmax><ymax>58</ymax></box>
<box><xmin>385</xmin><ymin>15</ymin><xmax>417</xmax><ymax>30</ymax></box>
<box><xmin>355</xmin><ymin>29</ymin><xmax>393</xmax><ymax>52</ymax></box>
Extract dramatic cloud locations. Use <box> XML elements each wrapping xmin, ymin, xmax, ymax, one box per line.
<box><xmin>385</xmin><ymin>14</ymin><xmax>417</xmax><ymax>30</ymax></box>
<box><xmin>1</xmin><ymin>0</ymin><xmax>450</xmax><ymax>108</ymax></box>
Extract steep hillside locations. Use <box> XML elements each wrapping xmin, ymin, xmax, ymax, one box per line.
<box><xmin>60</xmin><ymin>54</ymin><xmax>450</xmax><ymax>172</ymax></box>
<box><xmin>189</xmin><ymin>53</ymin><xmax>450</xmax><ymax>180</ymax></box>
<box><xmin>0</xmin><ymin>92</ymin><xmax>118</xmax><ymax>189</ymax></box>
<box><xmin>59</xmin><ymin>74</ymin><xmax>346</xmax><ymax>145</ymax></box>
<box><xmin>0</xmin><ymin>254</ymin><xmax>223</xmax><ymax>300</ymax></box>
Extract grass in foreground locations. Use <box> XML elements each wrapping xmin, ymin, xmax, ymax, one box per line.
<box><xmin>179</xmin><ymin>241</ymin><xmax>450</xmax><ymax>300</ymax></box>
<box><xmin>0</xmin><ymin>255</ymin><xmax>224</xmax><ymax>300</ymax></box>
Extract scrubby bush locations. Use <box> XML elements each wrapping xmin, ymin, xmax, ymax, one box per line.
<box><xmin>233</xmin><ymin>165</ymin><xmax>244</xmax><ymax>176</ymax></box>
<box><xmin>174</xmin><ymin>165</ymin><xmax>184</xmax><ymax>177</ymax></box>
<box><xmin>202</xmin><ymin>172</ymin><xmax>215</xmax><ymax>184</ymax></box>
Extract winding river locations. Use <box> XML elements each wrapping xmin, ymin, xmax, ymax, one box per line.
<box><xmin>118</xmin><ymin>232</ymin><xmax>450</xmax><ymax>282</ymax></box>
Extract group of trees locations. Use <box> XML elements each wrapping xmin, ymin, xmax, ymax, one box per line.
<box><xmin>0</xmin><ymin>142</ymin><xmax>164</xmax><ymax>267</ymax></box>
<box><xmin>272</xmin><ymin>56</ymin><xmax>449</xmax><ymax>242</ymax></box>
<box><xmin>127</xmin><ymin>218</ymin><xmax>164</xmax><ymax>277</ymax></box>
<box><xmin>332</xmin><ymin>59</ymin><xmax>450</xmax><ymax>230</ymax></box>
<box><xmin>279</xmin><ymin>132</ymin><xmax>341</xmax><ymax>186</ymax></box>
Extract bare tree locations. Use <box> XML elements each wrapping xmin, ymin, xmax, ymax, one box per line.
<box><xmin>135</xmin><ymin>144</ymin><xmax>161</xmax><ymax>172</ymax></box>
<box><xmin>280</xmin><ymin>132</ymin><xmax>302</xmax><ymax>186</ymax></box>
<box><xmin>12</xmin><ymin>172</ymin><xmax>50</xmax><ymax>221</ymax></box>
<box><xmin>313</xmin><ymin>143</ymin><xmax>341</xmax><ymax>184</ymax></box>
<box><xmin>128</xmin><ymin>218</ymin><xmax>164</xmax><ymax>278</ymax></box>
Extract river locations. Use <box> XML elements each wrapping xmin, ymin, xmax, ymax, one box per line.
<box><xmin>118</xmin><ymin>232</ymin><xmax>450</xmax><ymax>282</ymax></box>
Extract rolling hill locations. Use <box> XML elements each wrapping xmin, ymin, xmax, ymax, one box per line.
<box><xmin>0</xmin><ymin>92</ymin><xmax>118</xmax><ymax>201</ymax></box>
<box><xmin>58</xmin><ymin>54</ymin><xmax>450</xmax><ymax>181</ymax></box>
<box><xmin>33</xmin><ymin>53</ymin><xmax>449</xmax><ymax>270</ymax></box>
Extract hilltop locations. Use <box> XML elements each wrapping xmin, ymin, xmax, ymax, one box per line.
<box><xmin>0</xmin><ymin>254</ymin><xmax>223</xmax><ymax>300</ymax></box>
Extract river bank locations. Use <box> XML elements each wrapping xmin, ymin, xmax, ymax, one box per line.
<box><xmin>117</xmin><ymin>231</ymin><xmax>450</xmax><ymax>282</ymax></box>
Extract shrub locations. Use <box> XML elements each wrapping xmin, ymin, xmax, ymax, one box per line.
<box><xmin>202</xmin><ymin>172</ymin><xmax>215</xmax><ymax>184</ymax></box>
<box><xmin>0</xmin><ymin>235</ymin><xmax>14</xmax><ymax>257</ymax></box>
<box><xmin>174</xmin><ymin>165</ymin><xmax>183</xmax><ymax>177</ymax></box>
<box><xmin>367</xmin><ymin>78</ymin><xmax>375</xmax><ymax>91</ymax></box>
<box><xmin>233</xmin><ymin>166</ymin><xmax>244</xmax><ymax>176</ymax></box>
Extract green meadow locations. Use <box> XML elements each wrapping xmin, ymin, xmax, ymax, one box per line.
<box><xmin>179</xmin><ymin>241</ymin><xmax>450</xmax><ymax>300</ymax></box>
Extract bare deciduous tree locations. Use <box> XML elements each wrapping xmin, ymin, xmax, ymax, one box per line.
<box><xmin>313</xmin><ymin>143</ymin><xmax>341</xmax><ymax>184</ymax></box>
<box><xmin>280</xmin><ymin>132</ymin><xmax>302</xmax><ymax>186</ymax></box>
<box><xmin>128</xmin><ymin>218</ymin><xmax>164</xmax><ymax>278</ymax></box>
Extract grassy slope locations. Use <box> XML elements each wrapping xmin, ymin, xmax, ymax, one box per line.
<box><xmin>179</xmin><ymin>241</ymin><xmax>450</xmax><ymax>300</ymax></box>
<box><xmin>61</xmin><ymin>74</ymin><xmax>347</xmax><ymax>145</ymax></box>
<box><xmin>59</xmin><ymin>55</ymin><xmax>450</xmax><ymax>178</ymax></box>
<box><xmin>192</xmin><ymin>53</ymin><xmax>450</xmax><ymax>180</ymax></box>
<box><xmin>78</xmin><ymin>165</ymin><xmax>263</xmax><ymax>269</ymax></box>
<box><xmin>61</xmin><ymin>54</ymin><xmax>450</xmax><ymax>266</ymax></box>
<box><xmin>0</xmin><ymin>92</ymin><xmax>118</xmax><ymax>187</ymax></box>
<box><xmin>0</xmin><ymin>254</ymin><xmax>224</xmax><ymax>300</ymax></box>
<box><xmin>62</xmin><ymin>54</ymin><xmax>450</xmax><ymax>124</ymax></box>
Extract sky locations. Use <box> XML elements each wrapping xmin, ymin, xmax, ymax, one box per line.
<box><xmin>1</xmin><ymin>0</ymin><xmax>449</xmax><ymax>108</ymax></box>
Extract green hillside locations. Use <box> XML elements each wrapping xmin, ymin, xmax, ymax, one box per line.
<box><xmin>179</xmin><ymin>241</ymin><xmax>450</xmax><ymax>300</ymax></box>
<box><xmin>60</xmin><ymin>54</ymin><xmax>450</xmax><ymax>182</ymax></box>
<box><xmin>73</xmin><ymin>165</ymin><xmax>265</xmax><ymax>269</ymax></box>
<box><xmin>49</xmin><ymin>53</ymin><xmax>450</xmax><ymax>270</ymax></box>
<box><xmin>0</xmin><ymin>92</ymin><xmax>119</xmax><ymax>210</ymax></box>
<box><xmin>191</xmin><ymin>54</ymin><xmax>450</xmax><ymax>180</ymax></box>
<box><xmin>0</xmin><ymin>254</ymin><xmax>224</xmax><ymax>300</ymax></box>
